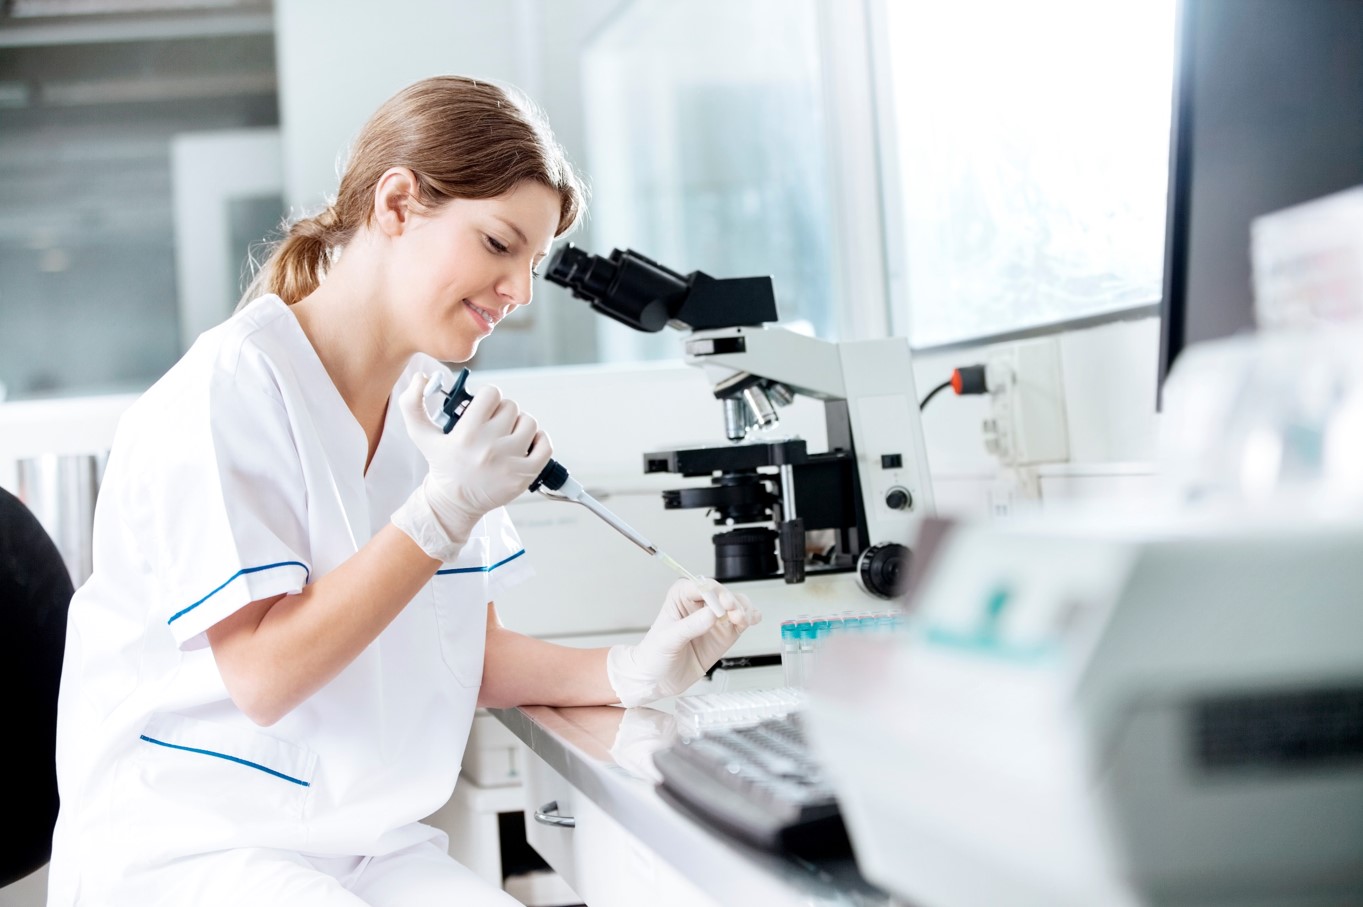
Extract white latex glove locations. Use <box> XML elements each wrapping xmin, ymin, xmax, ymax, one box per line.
<box><xmin>392</xmin><ymin>372</ymin><xmax>552</xmax><ymax>561</ymax></box>
<box><xmin>606</xmin><ymin>578</ymin><xmax>762</xmax><ymax>708</ymax></box>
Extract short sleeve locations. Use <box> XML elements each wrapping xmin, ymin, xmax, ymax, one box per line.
<box><xmin>148</xmin><ymin>373</ymin><xmax>310</xmax><ymax>650</ymax></box>
<box><xmin>481</xmin><ymin>506</ymin><xmax>534</xmax><ymax>599</ymax></box>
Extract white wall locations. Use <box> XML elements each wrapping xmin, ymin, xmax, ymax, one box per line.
<box><xmin>274</xmin><ymin>0</ymin><xmax>527</xmax><ymax>214</ymax></box>
<box><xmin>911</xmin><ymin>317</ymin><xmax>1163</xmax><ymax>516</ymax></box>
<box><xmin>171</xmin><ymin>128</ymin><xmax>283</xmax><ymax>347</ymax></box>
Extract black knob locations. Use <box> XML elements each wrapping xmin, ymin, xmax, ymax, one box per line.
<box><xmin>885</xmin><ymin>487</ymin><xmax>912</xmax><ymax>511</ymax></box>
<box><xmin>857</xmin><ymin>542</ymin><xmax>911</xmax><ymax>599</ymax></box>
<box><xmin>529</xmin><ymin>460</ymin><xmax>569</xmax><ymax>493</ymax></box>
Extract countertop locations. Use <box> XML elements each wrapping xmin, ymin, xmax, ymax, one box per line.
<box><xmin>489</xmin><ymin>702</ymin><xmax>892</xmax><ymax>907</ymax></box>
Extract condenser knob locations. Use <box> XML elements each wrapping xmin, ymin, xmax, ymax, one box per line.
<box><xmin>884</xmin><ymin>487</ymin><xmax>912</xmax><ymax>511</ymax></box>
<box><xmin>857</xmin><ymin>542</ymin><xmax>911</xmax><ymax>600</ymax></box>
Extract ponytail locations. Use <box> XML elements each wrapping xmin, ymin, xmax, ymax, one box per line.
<box><xmin>238</xmin><ymin>206</ymin><xmax>347</xmax><ymax>309</ymax></box>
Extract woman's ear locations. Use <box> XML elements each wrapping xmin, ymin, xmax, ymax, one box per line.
<box><xmin>372</xmin><ymin>167</ymin><xmax>418</xmax><ymax>237</ymax></box>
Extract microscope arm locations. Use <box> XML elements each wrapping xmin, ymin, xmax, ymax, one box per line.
<box><xmin>684</xmin><ymin>326</ymin><xmax>846</xmax><ymax>399</ymax></box>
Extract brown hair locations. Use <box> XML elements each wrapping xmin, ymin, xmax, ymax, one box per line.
<box><xmin>241</xmin><ymin>75</ymin><xmax>586</xmax><ymax>307</ymax></box>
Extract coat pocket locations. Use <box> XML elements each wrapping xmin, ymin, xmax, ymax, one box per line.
<box><xmin>123</xmin><ymin>713</ymin><xmax>318</xmax><ymax>831</ymax></box>
<box><xmin>430</xmin><ymin>535</ymin><xmax>491</xmax><ymax>688</ymax></box>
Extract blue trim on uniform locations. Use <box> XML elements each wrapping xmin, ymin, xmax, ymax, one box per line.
<box><xmin>138</xmin><ymin>735</ymin><xmax>311</xmax><ymax>787</ymax></box>
<box><xmin>436</xmin><ymin>548</ymin><xmax>526</xmax><ymax>575</ymax></box>
<box><xmin>168</xmin><ymin>560</ymin><xmax>311</xmax><ymax>625</ymax></box>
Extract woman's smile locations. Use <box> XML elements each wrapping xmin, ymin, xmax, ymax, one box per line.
<box><xmin>463</xmin><ymin>299</ymin><xmax>499</xmax><ymax>334</ymax></box>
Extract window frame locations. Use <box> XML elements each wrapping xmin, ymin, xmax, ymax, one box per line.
<box><xmin>863</xmin><ymin>0</ymin><xmax>1173</xmax><ymax>353</ymax></box>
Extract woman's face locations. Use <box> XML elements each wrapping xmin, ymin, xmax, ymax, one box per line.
<box><xmin>389</xmin><ymin>180</ymin><xmax>561</xmax><ymax>363</ymax></box>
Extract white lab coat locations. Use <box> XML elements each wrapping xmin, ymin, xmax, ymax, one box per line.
<box><xmin>48</xmin><ymin>295</ymin><xmax>530</xmax><ymax>905</ymax></box>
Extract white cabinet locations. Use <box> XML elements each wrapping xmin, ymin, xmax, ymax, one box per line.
<box><xmin>520</xmin><ymin>743</ymin><xmax>721</xmax><ymax>907</ymax></box>
<box><xmin>521</xmin><ymin>744</ymin><xmax>585</xmax><ymax>897</ymax></box>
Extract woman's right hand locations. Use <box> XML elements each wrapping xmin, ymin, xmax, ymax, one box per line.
<box><xmin>393</xmin><ymin>371</ymin><xmax>552</xmax><ymax>560</ymax></box>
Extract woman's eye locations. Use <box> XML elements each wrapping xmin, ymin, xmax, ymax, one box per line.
<box><xmin>531</xmin><ymin>267</ymin><xmax>542</xmax><ymax>279</ymax></box>
<box><xmin>487</xmin><ymin>236</ymin><xmax>509</xmax><ymax>254</ymax></box>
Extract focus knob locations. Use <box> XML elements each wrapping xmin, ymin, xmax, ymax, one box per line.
<box><xmin>885</xmin><ymin>487</ymin><xmax>912</xmax><ymax>511</ymax></box>
<box><xmin>857</xmin><ymin>542</ymin><xmax>911</xmax><ymax>600</ymax></box>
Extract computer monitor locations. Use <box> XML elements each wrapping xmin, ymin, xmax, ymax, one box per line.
<box><xmin>1157</xmin><ymin>0</ymin><xmax>1363</xmax><ymax>400</ymax></box>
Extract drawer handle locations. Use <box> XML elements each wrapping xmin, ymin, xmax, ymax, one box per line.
<box><xmin>533</xmin><ymin>799</ymin><xmax>576</xmax><ymax>828</ymax></box>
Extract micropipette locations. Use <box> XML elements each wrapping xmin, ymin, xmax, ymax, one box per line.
<box><xmin>422</xmin><ymin>369</ymin><xmax>724</xmax><ymax>617</ymax></box>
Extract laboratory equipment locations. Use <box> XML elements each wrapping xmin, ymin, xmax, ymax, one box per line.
<box><xmin>422</xmin><ymin>368</ymin><xmax>720</xmax><ymax>613</ymax></box>
<box><xmin>803</xmin><ymin>511</ymin><xmax>1363</xmax><ymax>907</ymax></box>
<box><xmin>777</xmin><ymin>609</ymin><xmax>907</xmax><ymax>689</ymax></box>
<box><xmin>544</xmin><ymin>245</ymin><xmax>934</xmax><ymax>598</ymax></box>
<box><xmin>1251</xmin><ymin>186</ymin><xmax>1363</xmax><ymax>331</ymax></box>
<box><xmin>1158</xmin><ymin>0</ymin><xmax>1363</xmax><ymax>391</ymax></box>
<box><xmin>780</xmin><ymin>620</ymin><xmax>803</xmax><ymax>687</ymax></box>
<box><xmin>1156</xmin><ymin>322</ymin><xmax>1363</xmax><ymax>516</ymax></box>
<box><xmin>672</xmin><ymin>686</ymin><xmax>806</xmax><ymax>738</ymax></box>
<box><xmin>651</xmin><ymin>712</ymin><xmax>850</xmax><ymax>857</ymax></box>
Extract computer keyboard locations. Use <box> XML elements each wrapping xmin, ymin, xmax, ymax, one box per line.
<box><xmin>652</xmin><ymin>711</ymin><xmax>852</xmax><ymax>857</ymax></box>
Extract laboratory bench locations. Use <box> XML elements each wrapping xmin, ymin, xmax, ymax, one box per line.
<box><xmin>488</xmin><ymin>702</ymin><xmax>893</xmax><ymax>907</ymax></box>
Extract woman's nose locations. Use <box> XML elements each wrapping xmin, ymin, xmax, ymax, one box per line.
<box><xmin>498</xmin><ymin>267</ymin><xmax>534</xmax><ymax>308</ymax></box>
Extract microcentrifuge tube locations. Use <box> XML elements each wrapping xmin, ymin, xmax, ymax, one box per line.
<box><xmin>809</xmin><ymin>618</ymin><xmax>830</xmax><ymax>686</ymax></box>
<box><xmin>781</xmin><ymin>619</ymin><xmax>801</xmax><ymax>688</ymax></box>
<box><xmin>796</xmin><ymin>619</ymin><xmax>816</xmax><ymax>688</ymax></box>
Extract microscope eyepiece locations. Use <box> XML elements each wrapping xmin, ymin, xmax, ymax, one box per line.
<box><xmin>543</xmin><ymin>244</ymin><xmax>687</xmax><ymax>333</ymax></box>
<box><xmin>542</xmin><ymin>243</ymin><xmax>779</xmax><ymax>333</ymax></box>
<box><xmin>545</xmin><ymin>243</ymin><xmax>595</xmax><ymax>288</ymax></box>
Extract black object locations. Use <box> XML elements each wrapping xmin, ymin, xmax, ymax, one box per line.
<box><xmin>921</xmin><ymin>365</ymin><xmax>987</xmax><ymax>410</ymax></box>
<box><xmin>1195</xmin><ymin>686</ymin><xmax>1363</xmax><ymax>773</ymax></box>
<box><xmin>857</xmin><ymin>542</ymin><xmax>910</xmax><ymax>600</ymax></box>
<box><xmin>952</xmin><ymin>364</ymin><xmax>987</xmax><ymax>395</ymax></box>
<box><xmin>884</xmin><ymin>488</ymin><xmax>911</xmax><ymax>511</ymax></box>
<box><xmin>652</xmin><ymin>712</ymin><xmax>851</xmax><ymax>858</ymax></box>
<box><xmin>712</xmin><ymin>527</ymin><xmax>780</xmax><ymax>581</ymax></box>
<box><xmin>434</xmin><ymin>367</ymin><xmax>568</xmax><ymax>494</ymax></box>
<box><xmin>647</xmin><ymin>440</ymin><xmax>862</xmax><ymax>584</ymax></box>
<box><xmin>705</xmin><ymin>653</ymin><xmax>783</xmax><ymax>677</ymax></box>
<box><xmin>919</xmin><ymin>379</ymin><xmax>952</xmax><ymax>410</ymax></box>
<box><xmin>436</xmin><ymin>365</ymin><xmax>473</xmax><ymax>433</ymax></box>
<box><xmin>0</xmin><ymin>487</ymin><xmax>75</xmax><ymax>886</ymax></box>
<box><xmin>497</xmin><ymin>810</ymin><xmax>554</xmax><ymax>879</ymax></box>
<box><xmin>544</xmin><ymin>244</ymin><xmax>779</xmax><ymax>333</ymax></box>
<box><xmin>1158</xmin><ymin>0</ymin><xmax>1363</xmax><ymax>402</ymax></box>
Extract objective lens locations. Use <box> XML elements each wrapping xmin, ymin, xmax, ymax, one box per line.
<box><xmin>723</xmin><ymin>396</ymin><xmax>749</xmax><ymax>442</ymax></box>
<box><xmin>742</xmin><ymin>385</ymin><xmax>779</xmax><ymax>431</ymax></box>
<box><xmin>766</xmin><ymin>382</ymin><xmax>795</xmax><ymax>407</ymax></box>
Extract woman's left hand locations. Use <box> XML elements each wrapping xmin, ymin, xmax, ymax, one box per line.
<box><xmin>606</xmin><ymin>578</ymin><xmax>761</xmax><ymax>708</ymax></box>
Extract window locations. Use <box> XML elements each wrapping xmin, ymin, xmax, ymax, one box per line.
<box><xmin>876</xmin><ymin>0</ymin><xmax>1176</xmax><ymax>348</ymax></box>
<box><xmin>576</xmin><ymin>0</ymin><xmax>836</xmax><ymax>363</ymax></box>
<box><xmin>0</xmin><ymin>10</ymin><xmax>277</xmax><ymax>400</ymax></box>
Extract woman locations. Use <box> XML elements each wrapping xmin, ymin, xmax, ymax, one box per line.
<box><xmin>49</xmin><ymin>75</ymin><xmax>758</xmax><ymax>906</ymax></box>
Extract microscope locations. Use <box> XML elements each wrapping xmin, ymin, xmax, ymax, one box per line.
<box><xmin>545</xmin><ymin>245</ymin><xmax>935</xmax><ymax>600</ymax></box>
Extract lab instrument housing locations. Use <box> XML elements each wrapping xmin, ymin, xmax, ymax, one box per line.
<box><xmin>546</xmin><ymin>244</ymin><xmax>934</xmax><ymax>597</ymax></box>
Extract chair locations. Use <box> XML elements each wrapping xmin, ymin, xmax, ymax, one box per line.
<box><xmin>0</xmin><ymin>486</ymin><xmax>74</xmax><ymax>888</ymax></box>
